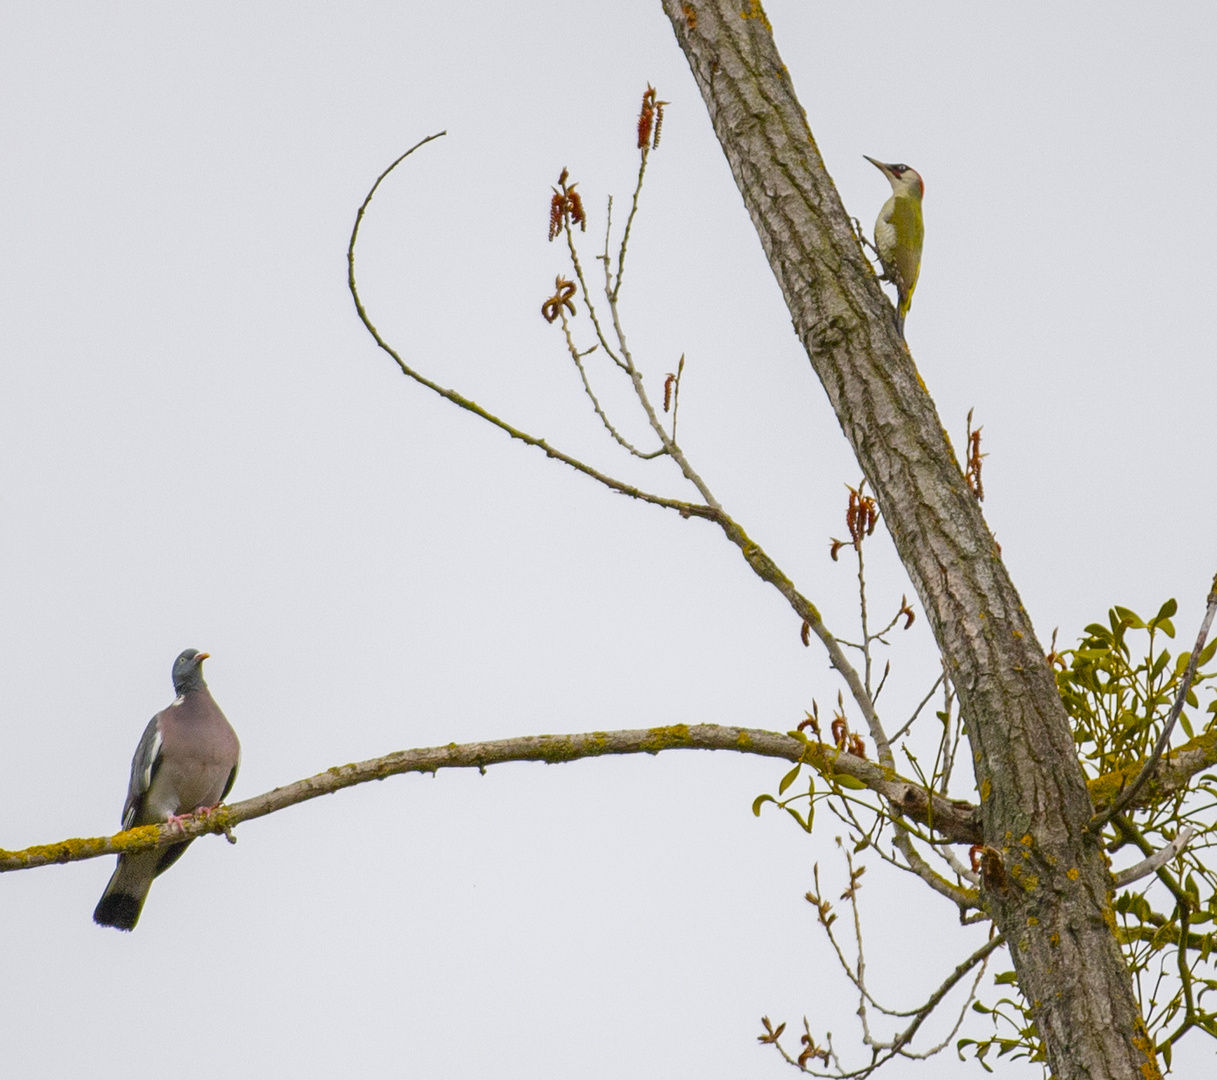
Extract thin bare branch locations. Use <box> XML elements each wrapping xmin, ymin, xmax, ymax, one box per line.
<box><xmin>891</xmin><ymin>828</ymin><xmax>977</xmax><ymax>907</ymax></box>
<box><xmin>566</xmin><ymin>193</ymin><xmax>627</xmax><ymax>370</ymax></box>
<box><xmin>831</xmin><ymin>485</ymin><xmax>893</xmax><ymax>769</ymax></box>
<box><xmin>345</xmin><ymin>139</ymin><xmax>917</xmax><ymax>847</ymax></box>
<box><xmin>346</xmin><ymin>138</ymin><xmax>709</xmax><ymax>520</ymax></box>
<box><xmin>1113</xmin><ymin>828</ymin><xmax>1197</xmax><ymax>888</ymax></box>
<box><xmin>610</xmin><ymin>136</ymin><xmax>652</xmax><ymax>301</ymax></box>
<box><xmin>668</xmin><ymin>353</ymin><xmax>686</xmax><ymax>443</ymax></box>
<box><xmin>822</xmin><ymin>795</ymin><xmax>980</xmax><ymax>908</ymax></box>
<box><xmin>887</xmin><ymin>673</ymin><xmax>942</xmax><ymax>744</ymax></box>
<box><xmin>932</xmin><ymin>841</ymin><xmax>980</xmax><ymax>887</ymax></box>
<box><xmin>602</xmin><ymin>270</ymin><xmax>722</xmax><ymax>511</ymax></box>
<box><xmin>558</xmin><ymin>309</ymin><xmax>664</xmax><ymax>458</ymax></box>
<box><xmin>765</xmin><ymin>932</ymin><xmax>1003</xmax><ymax>1078</ymax></box>
<box><xmin>852</xmin><ymin>523</ymin><xmax>893</xmax><ymax>767</ymax></box>
<box><xmin>885</xmin><ymin>934</ymin><xmax>1001</xmax><ymax>1060</ymax></box>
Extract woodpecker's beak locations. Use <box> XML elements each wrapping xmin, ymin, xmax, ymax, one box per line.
<box><xmin>863</xmin><ymin>155</ymin><xmax>893</xmax><ymax>177</ymax></box>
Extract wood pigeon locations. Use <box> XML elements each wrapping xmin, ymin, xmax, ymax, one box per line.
<box><xmin>93</xmin><ymin>649</ymin><xmax>240</xmax><ymax>931</ymax></box>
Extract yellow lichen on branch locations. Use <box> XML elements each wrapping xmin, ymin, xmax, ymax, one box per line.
<box><xmin>0</xmin><ymin>722</ymin><xmax>989</xmax><ymax>873</ymax></box>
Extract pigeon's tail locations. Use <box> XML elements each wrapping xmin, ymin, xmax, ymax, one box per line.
<box><xmin>93</xmin><ymin>890</ymin><xmax>144</xmax><ymax>931</ymax></box>
<box><xmin>93</xmin><ymin>853</ymin><xmax>157</xmax><ymax>931</ymax></box>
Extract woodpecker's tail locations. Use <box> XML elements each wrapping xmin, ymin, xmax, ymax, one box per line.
<box><xmin>895</xmin><ymin>286</ymin><xmax>915</xmax><ymax>338</ymax></box>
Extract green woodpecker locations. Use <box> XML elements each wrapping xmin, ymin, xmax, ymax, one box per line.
<box><xmin>864</xmin><ymin>156</ymin><xmax>924</xmax><ymax>336</ymax></box>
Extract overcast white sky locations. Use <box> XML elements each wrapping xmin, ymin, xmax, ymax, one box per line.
<box><xmin>2</xmin><ymin>3</ymin><xmax>1215</xmax><ymax>1077</ymax></box>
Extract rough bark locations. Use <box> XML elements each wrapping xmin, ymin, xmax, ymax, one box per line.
<box><xmin>660</xmin><ymin>3</ymin><xmax>1157</xmax><ymax>1077</ymax></box>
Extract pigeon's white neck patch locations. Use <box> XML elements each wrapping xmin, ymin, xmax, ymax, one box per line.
<box><xmin>171</xmin><ymin>694</ymin><xmax>185</xmax><ymax>707</ymax></box>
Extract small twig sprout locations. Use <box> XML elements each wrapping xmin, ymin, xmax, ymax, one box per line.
<box><xmin>548</xmin><ymin>168</ymin><xmax>586</xmax><ymax>241</ymax></box>
<box><xmin>540</xmin><ymin>276</ymin><xmax>576</xmax><ymax>323</ymax></box>
<box><xmin>637</xmin><ymin>84</ymin><xmax>668</xmax><ymax>150</ymax></box>
<box><xmin>964</xmin><ymin>408</ymin><xmax>985</xmax><ymax>502</ymax></box>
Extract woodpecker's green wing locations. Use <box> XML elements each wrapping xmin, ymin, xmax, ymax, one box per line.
<box><xmin>889</xmin><ymin>194</ymin><xmax>924</xmax><ymax>305</ymax></box>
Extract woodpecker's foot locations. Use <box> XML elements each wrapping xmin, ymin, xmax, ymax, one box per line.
<box><xmin>852</xmin><ymin>217</ymin><xmax>878</xmax><ymax>256</ymax></box>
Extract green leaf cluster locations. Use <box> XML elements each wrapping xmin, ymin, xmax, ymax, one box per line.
<box><xmin>752</xmin><ymin>745</ymin><xmax>817</xmax><ymax>834</ymax></box>
<box><xmin>956</xmin><ymin>975</ymin><xmax>1046</xmax><ymax>1072</ymax></box>
<box><xmin>986</xmin><ymin>601</ymin><xmax>1217</xmax><ymax>1068</ymax></box>
<box><xmin>1056</xmin><ymin>599</ymin><xmax>1217</xmax><ymax>776</ymax></box>
<box><xmin>757</xmin><ymin>601</ymin><xmax>1217</xmax><ymax>1072</ymax></box>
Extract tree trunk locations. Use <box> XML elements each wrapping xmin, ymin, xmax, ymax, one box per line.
<box><xmin>660</xmin><ymin>3</ymin><xmax>1158</xmax><ymax>1077</ymax></box>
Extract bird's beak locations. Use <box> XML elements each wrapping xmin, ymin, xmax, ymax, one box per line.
<box><xmin>863</xmin><ymin>155</ymin><xmax>893</xmax><ymax>177</ymax></box>
<box><xmin>197</xmin><ymin>652</ymin><xmax>211</xmax><ymax>662</ymax></box>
